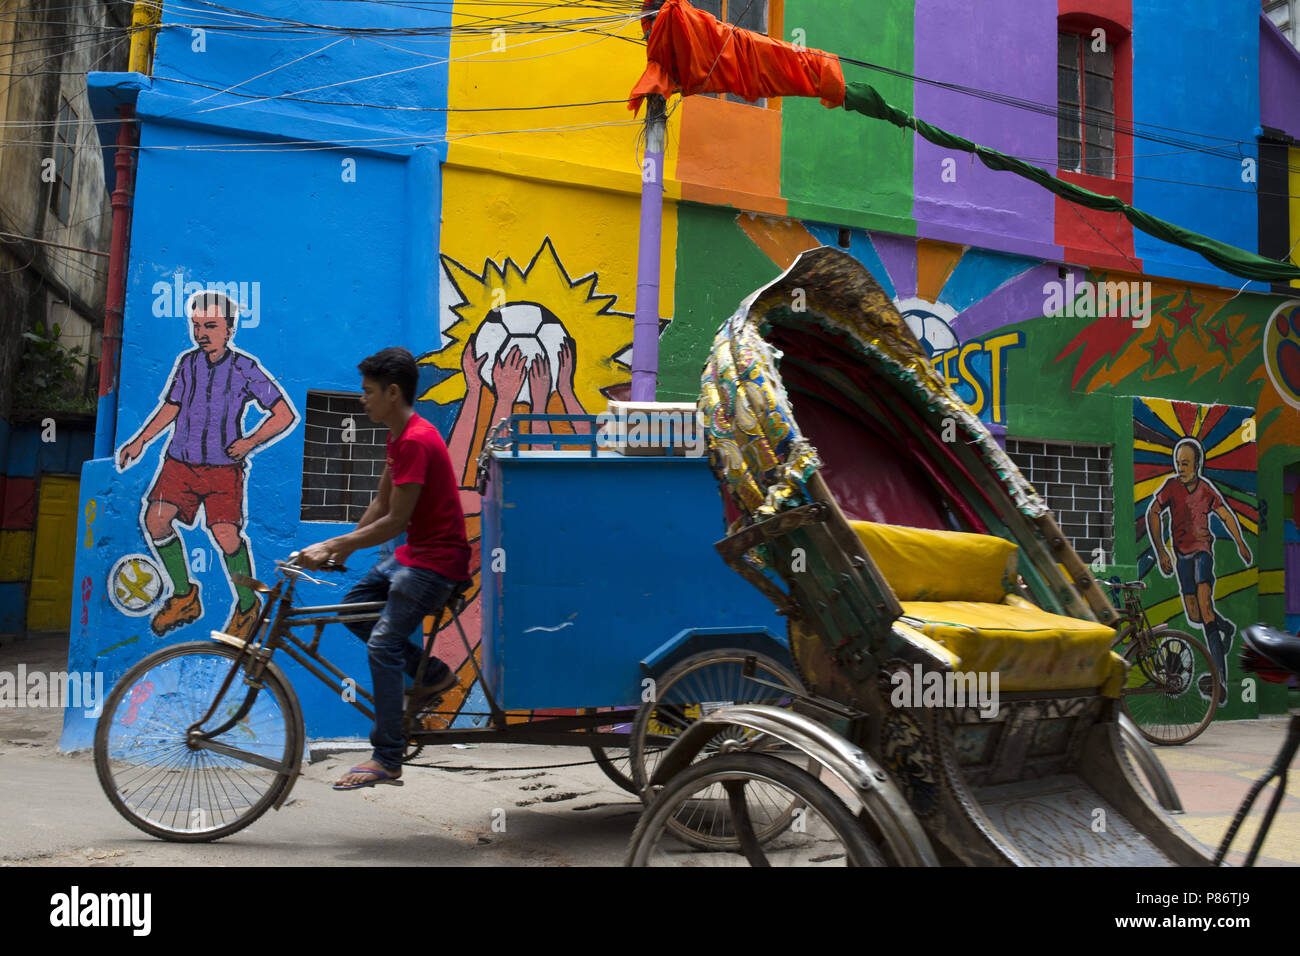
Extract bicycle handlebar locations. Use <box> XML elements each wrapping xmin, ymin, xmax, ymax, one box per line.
<box><xmin>283</xmin><ymin>552</ymin><xmax>348</xmax><ymax>574</ymax></box>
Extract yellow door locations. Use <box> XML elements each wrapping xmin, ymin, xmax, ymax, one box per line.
<box><xmin>28</xmin><ymin>475</ymin><xmax>80</xmax><ymax>632</ymax></box>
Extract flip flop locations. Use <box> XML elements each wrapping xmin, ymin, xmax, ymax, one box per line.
<box><xmin>333</xmin><ymin>765</ymin><xmax>405</xmax><ymax>791</ymax></box>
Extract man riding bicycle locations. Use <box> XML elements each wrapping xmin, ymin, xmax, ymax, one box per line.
<box><xmin>298</xmin><ymin>347</ymin><xmax>470</xmax><ymax>790</ymax></box>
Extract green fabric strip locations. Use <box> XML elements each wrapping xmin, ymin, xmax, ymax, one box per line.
<box><xmin>842</xmin><ymin>82</ymin><xmax>1300</xmax><ymax>284</ymax></box>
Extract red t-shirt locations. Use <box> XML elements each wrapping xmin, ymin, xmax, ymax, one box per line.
<box><xmin>386</xmin><ymin>413</ymin><xmax>470</xmax><ymax>580</ymax></box>
<box><xmin>1152</xmin><ymin>476</ymin><xmax>1225</xmax><ymax>556</ymax></box>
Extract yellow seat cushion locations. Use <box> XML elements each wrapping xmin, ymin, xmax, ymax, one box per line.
<box><xmin>899</xmin><ymin>598</ymin><xmax>1125</xmax><ymax>696</ymax></box>
<box><xmin>849</xmin><ymin>520</ymin><xmax>1017</xmax><ymax>603</ymax></box>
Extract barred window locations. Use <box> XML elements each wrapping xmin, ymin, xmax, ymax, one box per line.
<box><xmin>301</xmin><ymin>391</ymin><xmax>384</xmax><ymax>523</ymax></box>
<box><xmin>1058</xmin><ymin>31</ymin><xmax>1114</xmax><ymax>177</ymax></box>
<box><xmin>694</xmin><ymin>0</ymin><xmax>770</xmax><ymax>106</ymax></box>
<box><xmin>1006</xmin><ymin>439</ymin><xmax>1114</xmax><ymax>562</ymax></box>
<box><xmin>49</xmin><ymin>97</ymin><xmax>75</xmax><ymax>222</ymax></box>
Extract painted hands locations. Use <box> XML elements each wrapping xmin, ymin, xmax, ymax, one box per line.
<box><xmin>462</xmin><ymin>337</ymin><xmax>489</xmax><ymax>393</ymax></box>
<box><xmin>529</xmin><ymin>351</ymin><xmax>553</xmax><ymax>414</ymax></box>
<box><xmin>493</xmin><ymin>346</ymin><xmax>528</xmax><ymax>406</ymax></box>
<box><xmin>118</xmin><ymin>439</ymin><xmax>144</xmax><ymax>470</ymax></box>
<box><xmin>226</xmin><ymin>438</ymin><xmax>256</xmax><ymax>461</ymax></box>
<box><xmin>556</xmin><ymin>337</ymin><xmax>577</xmax><ymax>399</ymax></box>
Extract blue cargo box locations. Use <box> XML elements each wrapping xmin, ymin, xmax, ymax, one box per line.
<box><xmin>480</xmin><ymin>449</ymin><xmax>785</xmax><ymax>710</ymax></box>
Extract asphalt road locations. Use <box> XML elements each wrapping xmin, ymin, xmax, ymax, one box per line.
<box><xmin>3</xmin><ymin>632</ymin><xmax>1298</xmax><ymax>867</ymax></box>
<box><xmin>0</xmin><ymin>634</ymin><xmax>643</xmax><ymax>867</ymax></box>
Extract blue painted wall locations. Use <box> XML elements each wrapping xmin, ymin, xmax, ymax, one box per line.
<box><xmin>1131</xmin><ymin>0</ymin><xmax>1261</xmax><ymax>288</ymax></box>
<box><xmin>66</xmin><ymin>0</ymin><xmax>451</xmax><ymax>749</ymax></box>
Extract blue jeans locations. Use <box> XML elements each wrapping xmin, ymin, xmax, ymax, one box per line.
<box><xmin>343</xmin><ymin>555</ymin><xmax>457</xmax><ymax>770</ymax></box>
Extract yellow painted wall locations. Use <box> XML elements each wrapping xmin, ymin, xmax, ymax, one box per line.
<box><xmin>443</xmin><ymin>1</ymin><xmax>680</xmax><ymax>386</ymax></box>
<box><xmin>0</xmin><ymin>530</ymin><xmax>33</xmax><ymax>582</ymax></box>
<box><xmin>446</xmin><ymin>1</ymin><xmax>683</xmax><ymax>187</ymax></box>
<box><xmin>29</xmin><ymin>476</ymin><xmax>79</xmax><ymax>631</ymax></box>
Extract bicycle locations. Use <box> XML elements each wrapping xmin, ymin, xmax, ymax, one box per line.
<box><xmin>1106</xmin><ymin>578</ymin><xmax>1219</xmax><ymax>746</ymax></box>
<box><xmin>93</xmin><ymin>551</ymin><xmax>793</xmax><ymax>842</ymax></box>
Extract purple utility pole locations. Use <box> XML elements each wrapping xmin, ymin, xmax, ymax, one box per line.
<box><xmin>631</xmin><ymin>92</ymin><xmax>666</xmax><ymax>402</ymax></box>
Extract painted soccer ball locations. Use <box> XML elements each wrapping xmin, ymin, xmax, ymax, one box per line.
<box><xmin>895</xmin><ymin>298</ymin><xmax>959</xmax><ymax>358</ymax></box>
<box><xmin>472</xmin><ymin>303</ymin><xmax>569</xmax><ymax>404</ymax></box>
<box><xmin>108</xmin><ymin>555</ymin><xmax>164</xmax><ymax>615</ymax></box>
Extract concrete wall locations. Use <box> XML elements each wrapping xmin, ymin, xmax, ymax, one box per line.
<box><xmin>0</xmin><ymin>0</ymin><xmax>127</xmax><ymax>417</ymax></box>
<box><xmin>69</xmin><ymin>0</ymin><xmax>1298</xmax><ymax>747</ymax></box>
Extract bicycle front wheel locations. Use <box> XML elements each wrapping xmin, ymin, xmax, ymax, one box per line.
<box><xmin>1121</xmin><ymin>628</ymin><xmax>1219</xmax><ymax>745</ymax></box>
<box><xmin>94</xmin><ymin>640</ymin><xmax>303</xmax><ymax>842</ymax></box>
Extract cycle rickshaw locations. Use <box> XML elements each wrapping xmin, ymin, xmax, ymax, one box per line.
<box><xmin>626</xmin><ymin>246</ymin><xmax>1298</xmax><ymax>867</ymax></box>
<box><xmin>91</xmin><ymin>414</ymin><xmax>805</xmax><ymax>843</ymax></box>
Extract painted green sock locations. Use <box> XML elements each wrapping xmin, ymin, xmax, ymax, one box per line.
<box><xmin>224</xmin><ymin>541</ymin><xmax>256</xmax><ymax>612</ymax></box>
<box><xmin>155</xmin><ymin>535</ymin><xmax>192</xmax><ymax>596</ymax></box>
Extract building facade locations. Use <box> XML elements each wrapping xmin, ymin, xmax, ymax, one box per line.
<box><xmin>0</xmin><ymin>0</ymin><xmax>130</xmax><ymax>636</ymax></box>
<box><xmin>66</xmin><ymin>0</ymin><xmax>1300</xmax><ymax>746</ymax></box>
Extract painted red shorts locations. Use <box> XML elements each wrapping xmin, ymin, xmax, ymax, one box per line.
<box><xmin>147</xmin><ymin>457</ymin><xmax>245</xmax><ymax>526</ymax></box>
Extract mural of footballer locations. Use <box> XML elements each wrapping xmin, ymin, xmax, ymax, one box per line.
<box><xmin>1145</xmin><ymin>437</ymin><xmax>1252</xmax><ymax>705</ymax></box>
<box><xmin>117</xmin><ymin>290</ymin><xmax>297</xmax><ymax>638</ymax></box>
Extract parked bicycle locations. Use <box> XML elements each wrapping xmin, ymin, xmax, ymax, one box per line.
<box><xmin>1106</xmin><ymin>578</ymin><xmax>1219</xmax><ymax>746</ymax></box>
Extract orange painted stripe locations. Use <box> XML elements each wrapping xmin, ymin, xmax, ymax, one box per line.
<box><xmin>737</xmin><ymin>213</ymin><xmax>821</xmax><ymax>270</ymax></box>
<box><xmin>915</xmin><ymin>239</ymin><xmax>965</xmax><ymax>303</ymax></box>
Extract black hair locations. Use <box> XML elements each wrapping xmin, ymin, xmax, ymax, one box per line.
<box><xmin>358</xmin><ymin>347</ymin><xmax>417</xmax><ymax>406</ymax></box>
<box><xmin>187</xmin><ymin>291</ymin><xmax>240</xmax><ymax>329</ymax></box>
<box><xmin>1172</xmin><ymin>437</ymin><xmax>1204</xmax><ymax>473</ymax></box>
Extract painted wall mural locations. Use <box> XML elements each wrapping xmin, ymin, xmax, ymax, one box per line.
<box><xmin>670</xmin><ymin>205</ymin><xmax>1298</xmax><ymax>717</ymax></box>
<box><xmin>1134</xmin><ymin>398</ymin><xmax>1258</xmax><ymax>710</ymax></box>
<box><xmin>113</xmin><ymin>292</ymin><xmax>298</xmax><ymax>640</ymax></box>
<box><xmin>413</xmin><ymin>238</ymin><xmax>636</xmax><ymax>727</ymax></box>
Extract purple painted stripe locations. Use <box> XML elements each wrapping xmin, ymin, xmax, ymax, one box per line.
<box><xmin>868</xmin><ymin>231</ymin><xmax>917</xmax><ymax>300</ymax></box>
<box><xmin>632</xmin><ymin>142</ymin><xmax>664</xmax><ymax>402</ymax></box>
<box><xmin>913</xmin><ymin>0</ymin><xmax>1060</xmax><ymax>254</ymax></box>
<box><xmin>915</xmin><ymin>218</ymin><xmax>1063</xmax><ymax>266</ymax></box>
<box><xmin>1287</xmin><ymin>543</ymin><xmax>1300</xmax><ymax>615</ymax></box>
<box><xmin>951</xmin><ymin>264</ymin><xmax>1060</xmax><ymax>341</ymax></box>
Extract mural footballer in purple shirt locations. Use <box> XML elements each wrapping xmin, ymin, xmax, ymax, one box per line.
<box><xmin>117</xmin><ymin>291</ymin><xmax>297</xmax><ymax>638</ymax></box>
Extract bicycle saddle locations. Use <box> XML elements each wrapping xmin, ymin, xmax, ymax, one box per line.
<box><xmin>1241</xmin><ymin>624</ymin><xmax>1300</xmax><ymax>683</ymax></box>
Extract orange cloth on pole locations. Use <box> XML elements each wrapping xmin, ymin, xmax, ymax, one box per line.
<box><xmin>628</xmin><ymin>0</ymin><xmax>846</xmax><ymax>112</ymax></box>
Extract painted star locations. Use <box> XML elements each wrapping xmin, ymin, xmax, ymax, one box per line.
<box><xmin>1164</xmin><ymin>291</ymin><xmax>1204</xmax><ymax>343</ymax></box>
<box><xmin>1206</xmin><ymin>320</ymin><xmax>1236</xmax><ymax>362</ymax></box>
<box><xmin>1143</xmin><ymin>328</ymin><xmax>1178</xmax><ymax>374</ymax></box>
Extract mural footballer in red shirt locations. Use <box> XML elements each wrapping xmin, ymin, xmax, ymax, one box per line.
<box><xmin>1146</xmin><ymin>437</ymin><xmax>1252</xmax><ymax>704</ymax></box>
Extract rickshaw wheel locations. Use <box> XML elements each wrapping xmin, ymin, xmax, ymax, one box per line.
<box><xmin>630</xmin><ymin>648</ymin><xmax>804</xmax><ymax>833</ymax></box>
<box><xmin>624</xmin><ymin>752</ymin><xmax>882</xmax><ymax>867</ymax></box>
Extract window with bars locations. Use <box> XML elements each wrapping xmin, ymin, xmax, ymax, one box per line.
<box><xmin>49</xmin><ymin>97</ymin><xmax>75</xmax><ymax>222</ymax></box>
<box><xmin>694</xmin><ymin>0</ymin><xmax>770</xmax><ymax>106</ymax></box>
<box><xmin>1006</xmin><ymin>438</ymin><xmax>1115</xmax><ymax>562</ymax></box>
<box><xmin>1266</xmin><ymin>0</ymin><xmax>1298</xmax><ymax>43</ymax></box>
<box><xmin>1058</xmin><ymin>31</ymin><xmax>1115</xmax><ymax>178</ymax></box>
<box><xmin>300</xmin><ymin>391</ymin><xmax>385</xmax><ymax>523</ymax></box>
